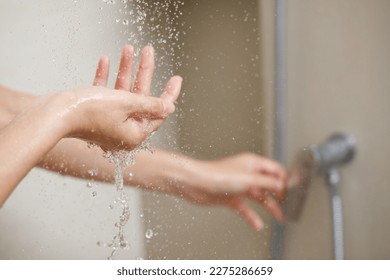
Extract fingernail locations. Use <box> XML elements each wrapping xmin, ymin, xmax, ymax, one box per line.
<box><xmin>143</xmin><ymin>45</ymin><xmax>154</xmax><ymax>56</ymax></box>
<box><xmin>125</xmin><ymin>44</ymin><xmax>134</xmax><ymax>54</ymax></box>
<box><xmin>256</xmin><ymin>223</ymin><xmax>264</xmax><ymax>232</ymax></box>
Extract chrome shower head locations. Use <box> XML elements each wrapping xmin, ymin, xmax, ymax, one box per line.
<box><xmin>283</xmin><ymin>133</ymin><xmax>356</xmax><ymax>221</ymax></box>
<box><xmin>310</xmin><ymin>133</ymin><xmax>356</xmax><ymax>175</ymax></box>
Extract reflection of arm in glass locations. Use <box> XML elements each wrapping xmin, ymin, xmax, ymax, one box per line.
<box><xmin>0</xmin><ymin>45</ymin><xmax>286</xmax><ymax>231</ymax></box>
<box><xmin>0</xmin><ymin>45</ymin><xmax>181</xmax><ymax>206</ymax></box>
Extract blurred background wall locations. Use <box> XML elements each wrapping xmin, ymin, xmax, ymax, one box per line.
<box><xmin>282</xmin><ymin>0</ymin><xmax>390</xmax><ymax>259</ymax></box>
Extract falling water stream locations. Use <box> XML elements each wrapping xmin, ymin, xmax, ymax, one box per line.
<box><xmin>95</xmin><ymin>0</ymin><xmax>185</xmax><ymax>259</ymax></box>
<box><xmin>94</xmin><ymin>138</ymin><xmax>154</xmax><ymax>259</ymax></box>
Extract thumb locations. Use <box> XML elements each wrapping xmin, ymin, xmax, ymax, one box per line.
<box><xmin>126</xmin><ymin>95</ymin><xmax>175</xmax><ymax>119</ymax></box>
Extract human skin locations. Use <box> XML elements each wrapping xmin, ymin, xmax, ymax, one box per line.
<box><xmin>0</xmin><ymin>45</ymin><xmax>182</xmax><ymax>206</ymax></box>
<box><xmin>0</xmin><ymin>45</ymin><xmax>286</xmax><ymax>231</ymax></box>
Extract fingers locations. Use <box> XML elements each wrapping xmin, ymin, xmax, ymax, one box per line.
<box><xmin>133</xmin><ymin>46</ymin><xmax>155</xmax><ymax>95</ymax></box>
<box><xmin>248</xmin><ymin>188</ymin><xmax>284</xmax><ymax>223</ymax></box>
<box><xmin>255</xmin><ymin>157</ymin><xmax>288</xmax><ymax>182</ymax></box>
<box><xmin>229</xmin><ymin>195</ymin><xmax>284</xmax><ymax>231</ymax></box>
<box><xmin>229</xmin><ymin>199</ymin><xmax>264</xmax><ymax>231</ymax></box>
<box><xmin>93</xmin><ymin>55</ymin><xmax>110</xmax><ymax>86</ymax></box>
<box><xmin>160</xmin><ymin>76</ymin><xmax>182</xmax><ymax>104</ymax></box>
<box><xmin>115</xmin><ymin>44</ymin><xmax>135</xmax><ymax>91</ymax></box>
<box><xmin>138</xmin><ymin>75</ymin><xmax>182</xmax><ymax>132</ymax></box>
<box><xmin>259</xmin><ymin>196</ymin><xmax>284</xmax><ymax>223</ymax></box>
<box><xmin>247</xmin><ymin>174</ymin><xmax>284</xmax><ymax>199</ymax></box>
<box><xmin>125</xmin><ymin>95</ymin><xmax>175</xmax><ymax>119</ymax></box>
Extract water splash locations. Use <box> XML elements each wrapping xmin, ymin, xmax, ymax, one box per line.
<box><xmin>98</xmin><ymin>137</ymin><xmax>154</xmax><ymax>260</ymax></box>
<box><xmin>105</xmin><ymin>0</ymin><xmax>186</xmax><ymax>91</ymax></box>
<box><xmin>97</xmin><ymin>0</ymin><xmax>184</xmax><ymax>259</ymax></box>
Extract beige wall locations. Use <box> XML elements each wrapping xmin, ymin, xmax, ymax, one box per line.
<box><xmin>283</xmin><ymin>0</ymin><xmax>390</xmax><ymax>259</ymax></box>
<box><xmin>143</xmin><ymin>0</ymin><xmax>273</xmax><ymax>259</ymax></box>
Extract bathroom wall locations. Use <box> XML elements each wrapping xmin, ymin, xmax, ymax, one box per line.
<box><xmin>142</xmin><ymin>0</ymin><xmax>273</xmax><ymax>259</ymax></box>
<box><xmin>282</xmin><ymin>0</ymin><xmax>390</xmax><ymax>259</ymax></box>
<box><xmin>0</xmin><ymin>1</ymin><xmax>145</xmax><ymax>259</ymax></box>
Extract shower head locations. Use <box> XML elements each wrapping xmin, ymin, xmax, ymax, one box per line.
<box><xmin>282</xmin><ymin>133</ymin><xmax>356</xmax><ymax>221</ymax></box>
<box><xmin>310</xmin><ymin>133</ymin><xmax>356</xmax><ymax>175</ymax></box>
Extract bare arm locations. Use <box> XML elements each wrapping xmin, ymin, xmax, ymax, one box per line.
<box><xmin>0</xmin><ymin>92</ymin><xmax>69</xmax><ymax>204</ymax></box>
<box><xmin>38</xmin><ymin>138</ymin><xmax>286</xmax><ymax>231</ymax></box>
<box><xmin>0</xmin><ymin>45</ymin><xmax>286</xmax><ymax>230</ymax></box>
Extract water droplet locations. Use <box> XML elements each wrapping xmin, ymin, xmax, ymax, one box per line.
<box><xmin>86</xmin><ymin>182</ymin><xmax>94</xmax><ymax>188</ymax></box>
<box><xmin>88</xmin><ymin>169</ymin><xmax>98</xmax><ymax>176</ymax></box>
<box><xmin>145</xmin><ymin>229</ymin><xmax>154</xmax><ymax>239</ymax></box>
<box><xmin>92</xmin><ymin>191</ymin><xmax>97</xmax><ymax>197</ymax></box>
<box><xmin>128</xmin><ymin>172</ymin><xmax>133</xmax><ymax>178</ymax></box>
<box><xmin>103</xmin><ymin>0</ymin><xmax>116</xmax><ymax>4</ymax></box>
<box><xmin>123</xmin><ymin>19</ymin><xmax>129</xmax><ymax>25</ymax></box>
<box><xmin>87</xmin><ymin>142</ymin><xmax>97</xmax><ymax>149</ymax></box>
<box><xmin>119</xmin><ymin>239</ymin><xmax>129</xmax><ymax>249</ymax></box>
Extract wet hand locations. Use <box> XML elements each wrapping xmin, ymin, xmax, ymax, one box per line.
<box><xmin>178</xmin><ymin>153</ymin><xmax>287</xmax><ymax>231</ymax></box>
<box><xmin>62</xmin><ymin>45</ymin><xmax>182</xmax><ymax>151</ymax></box>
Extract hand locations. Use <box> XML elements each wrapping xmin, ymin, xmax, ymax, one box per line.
<box><xmin>61</xmin><ymin>45</ymin><xmax>182</xmax><ymax>151</ymax></box>
<box><xmin>0</xmin><ymin>45</ymin><xmax>182</xmax><ymax>205</ymax></box>
<box><xmin>174</xmin><ymin>153</ymin><xmax>287</xmax><ymax>231</ymax></box>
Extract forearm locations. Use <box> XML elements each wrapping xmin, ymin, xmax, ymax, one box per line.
<box><xmin>0</xmin><ymin>94</ymin><xmax>68</xmax><ymax>206</ymax></box>
<box><xmin>38</xmin><ymin>140</ymin><xmax>202</xmax><ymax>196</ymax></box>
<box><xmin>124</xmin><ymin>149</ymin><xmax>202</xmax><ymax>195</ymax></box>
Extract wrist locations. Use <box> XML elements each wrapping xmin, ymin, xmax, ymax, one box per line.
<box><xmin>25</xmin><ymin>92</ymin><xmax>75</xmax><ymax>140</ymax></box>
<box><xmin>46</xmin><ymin>89</ymin><xmax>86</xmax><ymax>138</ymax></box>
